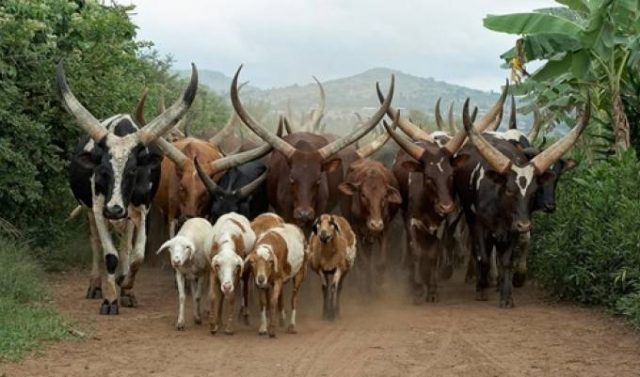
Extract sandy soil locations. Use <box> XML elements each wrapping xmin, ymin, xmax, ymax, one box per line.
<box><xmin>3</xmin><ymin>266</ymin><xmax>640</xmax><ymax>377</ymax></box>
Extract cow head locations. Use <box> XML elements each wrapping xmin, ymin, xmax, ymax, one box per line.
<box><xmin>339</xmin><ymin>161</ymin><xmax>402</xmax><ymax>232</ymax></box>
<box><xmin>230</xmin><ymin>65</ymin><xmax>395</xmax><ymax>226</ymax></box>
<box><xmin>534</xmin><ymin>158</ymin><xmax>578</xmax><ymax>213</ymax></box>
<box><xmin>461</xmin><ymin>97</ymin><xmax>589</xmax><ymax>232</ymax></box>
<box><xmin>59</xmin><ymin>62</ymin><xmax>198</xmax><ymax>219</ymax></box>
<box><xmin>380</xmin><ymin>82</ymin><xmax>508</xmax><ymax>218</ymax></box>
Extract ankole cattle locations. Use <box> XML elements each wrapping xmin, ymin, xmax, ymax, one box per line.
<box><xmin>379</xmin><ymin>83</ymin><xmax>508</xmax><ymax>303</ymax></box>
<box><xmin>230</xmin><ymin>65</ymin><xmax>395</xmax><ymax>231</ymax></box>
<box><xmin>454</xmin><ymin>97</ymin><xmax>590</xmax><ymax>307</ymax></box>
<box><xmin>63</xmin><ymin>62</ymin><xmax>198</xmax><ymax>315</ymax></box>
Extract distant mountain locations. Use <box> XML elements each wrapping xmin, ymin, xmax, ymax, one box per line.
<box><xmin>179</xmin><ymin>68</ymin><xmax>517</xmax><ymax>134</ymax></box>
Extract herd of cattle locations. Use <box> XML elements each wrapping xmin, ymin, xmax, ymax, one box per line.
<box><xmin>57</xmin><ymin>62</ymin><xmax>590</xmax><ymax>336</ymax></box>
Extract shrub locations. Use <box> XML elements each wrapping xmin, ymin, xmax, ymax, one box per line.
<box><xmin>530</xmin><ymin>151</ymin><xmax>640</xmax><ymax>325</ymax></box>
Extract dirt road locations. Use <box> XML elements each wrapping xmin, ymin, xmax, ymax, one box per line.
<box><xmin>4</xmin><ymin>266</ymin><xmax>640</xmax><ymax>377</ymax></box>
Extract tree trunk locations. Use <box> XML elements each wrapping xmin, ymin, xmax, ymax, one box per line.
<box><xmin>612</xmin><ymin>88</ymin><xmax>631</xmax><ymax>152</ymax></box>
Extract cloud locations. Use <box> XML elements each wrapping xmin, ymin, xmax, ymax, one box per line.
<box><xmin>129</xmin><ymin>0</ymin><xmax>556</xmax><ymax>91</ymax></box>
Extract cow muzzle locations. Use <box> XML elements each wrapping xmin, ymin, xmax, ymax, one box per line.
<box><xmin>103</xmin><ymin>204</ymin><xmax>127</xmax><ymax>220</ymax></box>
<box><xmin>367</xmin><ymin>219</ymin><xmax>384</xmax><ymax>232</ymax></box>
<box><xmin>435</xmin><ymin>202</ymin><xmax>455</xmax><ymax>216</ymax></box>
<box><xmin>294</xmin><ymin>207</ymin><xmax>315</xmax><ymax>223</ymax></box>
<box><xmin>513</xmin><ymin>220</ymin><xmax>532</xmax><ymax>233</ymax></box>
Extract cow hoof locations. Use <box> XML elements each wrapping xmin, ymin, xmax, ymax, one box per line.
<box><xmin>209</xmin><ymin>324</ymin><xmax>219</xmax><ymax>335</ymax></box>
<box><xmin>108</xmin><ymin>300</ymin><xmax>119</xmax><ymax>315</ymax></box>
<box><xmin>513</xmin><ymin>272</ymin><xmax>527</xmax><ymax>288</ymax></box>
<box><xmin>120</xmin><ymin>293</ymin><xmax>137</xmax><ymax>308</ymax></box>
<box><xmin>475</xmin><ymin>290</ymin><xmax>489</xmax><ymax>301</ymax></box>
<box><xmin>258</xmin><ymin>330</ymin><xmax>267</xmax><ymax>336</ymax></box>
<box><xmin>176</xmin><ymin>321</ymin><xmax>185</xmax><ymax>331</ymax></box>
<box><xmin>426</xmin><ymin>292</ymin><xmax>438</xmax><ymax>303</ymax></box>
<box><xmin>99</xmin><ymin>300</ymin><xmax>111</xmax><ymax>315</ymax></box>
<box><xmin>286</xmin><ymin>325</ymin><xmax>297</xmax><ymax>334</ymax></box>
<box><xmin>268</xmin><ymin>332</ymin><xmax>276</xmax><ymax>338</ymax></box>
<box><xmin>224</xmin><ymin>328</ymin><xmax>234</xmax><ymax>335</ymax></box>
<box><xmin>115</xmin><ymin>275</ymin><xmax>125</xmax><ymax>286</ymax></box>
<box><xmin>499</xmin><ymin>298</ymin><xmax>515</xmax><ymax>309</ymax></box>
<box><xmin>86</xmin><ymin>286</ymin><xmax>102</xmax><ymax>300</ymax></box>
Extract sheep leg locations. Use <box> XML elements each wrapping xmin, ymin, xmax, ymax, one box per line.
<box><xmin>92</xmin><ymin>200</ymin><xmax>120</xmax><ymax>315</ymax></box>
<box><xmin>288</xmin><ymin>268</ymin><xmax>305</xmax><ymax>333</ymax></box>
<box><xmin>175</xmin><ymin>272</ymin><xmax>186</xmax><ymax>330</ymax></box>
<box><xmin>278</xmin><ymin>289</ymin><xmax>286</xmax><ymax>328</ymax></box>
<box><xmin>209</xmin><ymin>276</ymin><xmax>222</xmax><ymax>334</ymax></box>
<box><xmin>320</xmin><ymin>271</ymin><xmax>329</xmax><ymax>320</ymax></box>
<box><xmin>224</xmin><ymin>291</ymin><xmax>235</xmax><ymax>335</ymax></box>
<box><xmin>329</xmin><ymin>268</ymin><xmax>343</xmax><ymax>321</ymax></box>
<box><xmin>191</xmin><ymin>276</ymin><xmax>203</xmax><ymax>325</ymax></box>
<box><xmin>268</xmin><ymin>281</ymin><xmax>283</xmax><ymax>338</ymax></box>
<box><xmin>239</xmin><ymin>264</ymin><xmax>251</xmax><ymax>325</ymax></box>
<box><xmin>336</xmin><ymin>271</ymin><xmax>346</xmax><ymax>318</ymax></box>
<box><xmin>86</xmin><ymin>211</ymin><xmax>103</xmax><ymax>299</ymax></box>
<box><xmin>258</xmin><ymin>288</ymin><xmax>268</xmax><ymax>336</ymax></box>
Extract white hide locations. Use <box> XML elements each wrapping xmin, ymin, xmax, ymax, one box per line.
<box><xmin>211</xmin><ymin>213</ymin><xmax>256</xmax><ymax>294</ymax></box>
<box><xmin>269</xmin><ymin>224</ymin><xmax>306</xmax><ymax>279</ymax></box>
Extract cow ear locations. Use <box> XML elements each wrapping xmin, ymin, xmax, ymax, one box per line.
<box><xmin>338</xmin><ymin>181</ymin><xmax>359</xmax><ymax>196</ymax></box>
<box><xmin>485</xmin><ymin>170</ymin><xmax>507</xmax><ymax>185</ymax></box>
<box><xmin>538</xmin><ymin>171</ymin><xmax>556</xmax><ymax>185</ymax></box>
<box><xmin>562</xmin><ymin>159</ymin><xmax>579</xmax><ymax>173</ymax></box>
<box><xmin>401</xmin><ymin>160</ymin><xmax>421</xmax><ymax>172</ymax></box>
<box><xmin>322</xmin><ymin>158</ymin><xmax>342</xmax><ymax>173</ymax></box>
<box><xmin>452</xmin><ymin>153</ymin><xmax>470</xmax><ymax>168</ymax></box>
<box><xmin>386</xmin><ymin>186</ymin><xmax>403</xmax><ymax>204</ymax></box>
<box><xmin>76</xmin><ymin>152</ymin><xmax>99</xmax><ymax>170</ymax></box>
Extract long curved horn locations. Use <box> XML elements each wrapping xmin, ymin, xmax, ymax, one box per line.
<box><xmin>487</xmin><ymin>101</ymin><xmax>505</xmax><ymax>132</ymax></box>
<box><xmin>209</xmin><ymin>143</ymin><xmax>272</xmax><ymax>174</ymax></box>
<box><xmin>435</xmin><ymin>98</ymin><xmax>444</xmax><ymax>131</ymax></box>
<box><xmin>527</xmin><ymin>107</ymin><xmax>543</xmax><ymax>141</ymax></box>
<box><xmin>471</xmin><ymin>106</ymin><xmax>479</xmax><ymax>123</ymax></box>
<box><xmin>283</xmin><ymin>117</ymin><xmax>293</xmax><ymax>135</ymax></box>
<box><xmin>194</xmin><ymin>158</ymin><xmax>223</xmax><ymax>195</ymax></box>
<box><xmin>462</xmin><ymin>98</ymin><xmax>512</xmax><ymax>174</ymax></box>
<box><xmin>356</xmin><ymin>121</ymin><xmax>393</xmax><ymax>159</ymax></box>
<box><xmin>376</xmin><ymin>83</ymin><xmax>432</xmax><ymax>142</ymax></box>
<box><xmin>134</xmin><ymin>88</ymin><xmax>148</xmax><ymax>125</ymax></box>
<box><xmin>447</xmin><ymin>102</ymin><xmax>457</xmax><ymax>134</ymax></box>
<box><xmin>530</xmin><ymin>95</ymin><xmax>590</xmax><ymax>174</ymax></box>
<box><xmin>444</xmin><ymin>80</ymin><xmax>509</xmax><ymax>154</ymax></box>
<box><xmin>137</xmin><ymin>63</ymin><xmax>198</xmax><ymax>145</ymax></box>
<box><xmin>154</xmin><ymin>137</ymin><xmax>189</xmax><ymax>167</ymax></box>
<box><xmin>276</xmin><ymin>116</ymin><xmax>285</xmax><ymax>137</ymax></box>
<box><xmin>308</xmin><ymin>76</ymin><xmax>326</xmax><ymax>132</ymax></box>
<box><xmin>56</xmin><ymin>62</ymin><xmax>108</xmax><ymax>141</ymax></box>
<box><xmin>384</xmin><ymin>110</ymin><xmax>425</xmax><ymax>161</ymax></box>
<box><xmin>209</xmin><ymin>81</ymin><xmax>249</xmax><ymax>146</ymax></box>
<box><xmin>508</xmin><ymin>95</ymin><xmax>517</xmax><ymax>130</ymax></box>
<box><xmin>237</xmin><ymin>171</ymin><xmax>268</xmax><ymax>199</ymax></box>
<box><xmin>231</xmin><ymin>66</ymin><xmax>297</xmax><ymax>158</ymax></box>
<box><xmin>318</xmin><ymin>75</ymin><xmax>395</xmax><ymax>160</ymax></box>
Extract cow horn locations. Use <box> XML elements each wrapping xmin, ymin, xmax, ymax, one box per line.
<box><xmin>444</xmin><ymin>80</ymin><xmax>509</xmax><ymax>154</ymax></box>
<box><xmin>134</xmin><ymin>88</ymin><xmax>149</xmax><ymax>126</ymax></box>
<box><xmin>183</xmin><ymin>120</ymin><xmax>192</xmax><ymax>138</ymax></box>
<box><xmin>318</xmin><ymin>75</ymin><xmax>395</xmax><ymax>160</ymax></box>
<box><xmin>447</xmin><ymin>102</ymin><xmax>457</xmax><ymax>134</ymax></box>
<box><xmin>376</xmin><ymin>82</ymin><xmax>432</xmax><ymax>142</ymax></box>
<box><xmin>384</xmin><ymin>110</ymin><xmax>425</xmax><ymax>161</ymax></box>
<box><xmin>194</xmin><ymin>157</ymin><xmax>223</xmax><ymax>195</ymax></box>
<box><xmin>56</xmin><ymin>62</ymin><xmax>109</xmax><ymax>142</ymax></box>
<box><xmin>508</xmin><ymin>95</ymin><xmax>517</xmax><ymax>130</ymax></box>
<box><xmin>210</xmin><ymin>81</ymin><xmax>249</xmax><ymax>146</ymax></box>
<box><xmin>237</xmin><ymin>171</ymin><xmax>268</xmax><ymax>199</ymax></box>
<box><xmin>471</xmin><ymin>106</ymin><xmax>479</xmax><ymax>123</ymax></box>
<box><xmin>530</xmin><ymin>95</ymin><xmax>590</xmax><ymax>174</ymax></box>
<box><xmin>231</xmin><ymin>66</ymin><xmax>297</xmax><ymax>158</ymax></box>
<box><xmin>462</xmin><ymin>98</ymin><xmax>512</xmax><ymax>174</ymax></box>
<box><xmin>307</xmin><ymin>76</ymin><xmax>326</xmax><ymax>132</ymax></box>
<box><xmin>283</xmin><ymin>116</ymin><xmax>293</xmax><ymax>135</ymax></box>
<box><xmin>435</xmin><ymin>98</ymin><xmax>444</xmax><ymax>131</ymax></box>
<box><xmin>356</xmin><ymin>121</ymin><xmax>393</xmax><ymax>159</ymax></box>
<box><xmin>276</xmin><ymin>116</ymin><xmax>285</xmax><ymax>137</ymax></box>
<box><xmin>487</xmin><ymin>101</ymin><xmax>505</xmax><ymax>132</ymax></box>
<box><xmin>154</xmin><ymin>138</ymin><xmax>189</xmax><ymax>167</ymax></box>
<box><xmin>527</xmin><ymin>107</ymin><xmax>543</xmax><ymax>142</ymax></box>
<box><xmin>209</xmin><ymin>143</ymin><xmax>272</xmax><ymax>174</ymax></box>
<box><xmin>137</xmin><ymin>63</ymin><xmax>198</xmax><ymax>145</ymax></box>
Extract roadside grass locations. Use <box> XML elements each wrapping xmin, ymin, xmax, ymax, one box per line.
<box><xmin>0</xmin><ymin>237</ymin><xmax>75</xmax><ymax>362</ymax></box>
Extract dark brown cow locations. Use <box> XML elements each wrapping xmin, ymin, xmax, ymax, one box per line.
<box><xmin>230</xmin><ymin>66</ymin><xmax>395</xmax><ymax>230</ymax></box>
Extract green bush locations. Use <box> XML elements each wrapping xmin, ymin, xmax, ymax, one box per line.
<box><xmin>530</xmin><ymin>151</ymin><xmax>640</xmax><ymax>325</ymax></box>
<box><xmin>0</xmin><ymin>237</ymin><xmax>72</xmax><ymax>361</ymax></box>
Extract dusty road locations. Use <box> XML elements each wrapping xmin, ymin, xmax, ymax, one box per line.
<box><xmin>4</xmin><ymin>266</ymin><xmax>640</xmax><ymax>377</ymax></box>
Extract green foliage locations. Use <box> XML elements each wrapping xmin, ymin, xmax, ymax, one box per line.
<box><xmin>0</xmin><ymin>237</ymin><xmax>72</xmax><ymax>361</ymax></box>
<box><xmin>530</xmin><ymin>151</ymin><xmax>640</xmax><ymax>325</ymax></box>
<box><xmin>0</xmin><ymin>0</ymin><xmax>229</xmax><ymax>247</ymax></box>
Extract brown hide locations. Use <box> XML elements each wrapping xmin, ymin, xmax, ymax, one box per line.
<box><xmin>308</xmin><ymin>214</ymin><xmax>355</xmax><ymax>273</ymax></box>
<box><xmin>250</xmin><ymin>213</ymin><xmax>285</xmax><ymax>240</ymax></box>
<box><xmin>339</xmin><ymin>159</ymin><xmax>401</xmax><ymax>235</ymax></box>
<box><xmin>248</xmin><ymin>230</ymin><xmax>292</xmax><ymax>282</ymax></box>
<box><xmin>153</xmin><ymin>137</ymin><xmax>223</xmax><ymax>224</ymax></box>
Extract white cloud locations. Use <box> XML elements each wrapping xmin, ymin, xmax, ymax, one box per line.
<box><xmin>129</xmin><ymin>0</ymin><xmax>556</xmax><ymax>91</ymax></box>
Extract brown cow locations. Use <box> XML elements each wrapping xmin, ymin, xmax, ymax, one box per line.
<box><xmin>230</xmin><ymin>66</ymin><xmax>395</xmax><ymax>231</ymax></box>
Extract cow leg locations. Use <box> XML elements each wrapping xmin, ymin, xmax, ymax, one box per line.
<box><xmin>118</xmin><ymin>220</ymin><xmax>135</xmax><ymax>307</ymax></box>
<box><xmin>119</xmin><ymin>207</ymin><xmax>147</xmax><ymax>307</ymax></box>
<box><xmin>86</xmin><ymin>211</ymin><xmax>103</xmax><ymax>299</ymax></box>
<box><xmin>268</xmin><ymin>280</ymin><xmax>283</xmax><ymax>338</ymax></box>
<box><xmin>191</xmin><ymin>276</ymin><xmax>203</xmax><ymax>325</ymax></box>
<box><xmin>224</xmin><ymin>291</ymin><xmax>235</xmax><ymax>335</ymax></box>
<box><xmin>209</xmin><ymin>276</ymin><xmax>222</xmax><ymax>335</ymax></box>
<box><xmin>175</xmin><ymin>271</ymin><xmax>186</xmax><ymax>330</ymax></box>
<box><xmin>356</xmin><ymin>238</ymin><xmax>374</xmax><ymax>296</ymax></box>
<box><xmin>469</xmin><ymin>222</ymin><xmax>492</xmax><ymax>301</ymax></box>
<box><xmin>424</xmin><ymin>236</ymin><xmax>439</xmax><ymax>303</ymax></box>
<box><xmin>239</xmin><ymin>264</ymin><xmax>251</xmax><ymax>325</ymax></box>
<box><xmin>258</xmin><ymin>288</ymin><xmax>268</xmax><ymax>336</ymax></box>
<box><xmin>496</xmin><ymin>240</ymin><xmax>515</xmax><ymax>308</ymax></box>
<box><xmin>288</xmin><ymin>267</ymin><xmax>305</xmax><ymax>333</ymax></box>
<box><xmin>376</xmin><ymin>230</ymin><xmax>390</xmax><ymax>287</ymax></box>
<box><xmin>92</xmin><ymin>202</ymin><xmax>120</xmax><ymax>315</ymax></box>
<box><xmin>407</xmin><ymin>224</ymin><xmax>425</xmax><ymax>304</ymax></box>
<box><xmin>513</xmin><ymin>231</ymin><xmax>530</xmax><ymax>287</ymax></box>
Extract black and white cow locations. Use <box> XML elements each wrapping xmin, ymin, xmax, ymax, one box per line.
<box><xmin>60</xmin><ymin>62</ymin><xmax>199</xmax><ymax>315</ymax></box>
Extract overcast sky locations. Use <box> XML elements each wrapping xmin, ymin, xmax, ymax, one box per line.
<box><xmin>129</xmin><ymin>0</ymin><xmax>555</xmax><ymax>91</ymax></box>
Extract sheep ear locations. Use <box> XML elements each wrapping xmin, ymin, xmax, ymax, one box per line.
<box><xmin>272</xmin><ymin>253</ymin><xmax>279</xmax><ymax>274</ymax></box>
<box><xmin>156</xmin><ymin>239</ymin><xmax>173</xmax><ymax>255</ymax></box>
<box><xmin>311</xmin><ymin>217</ymin><xmax>319</xmax><ymax>234</ymax></box>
